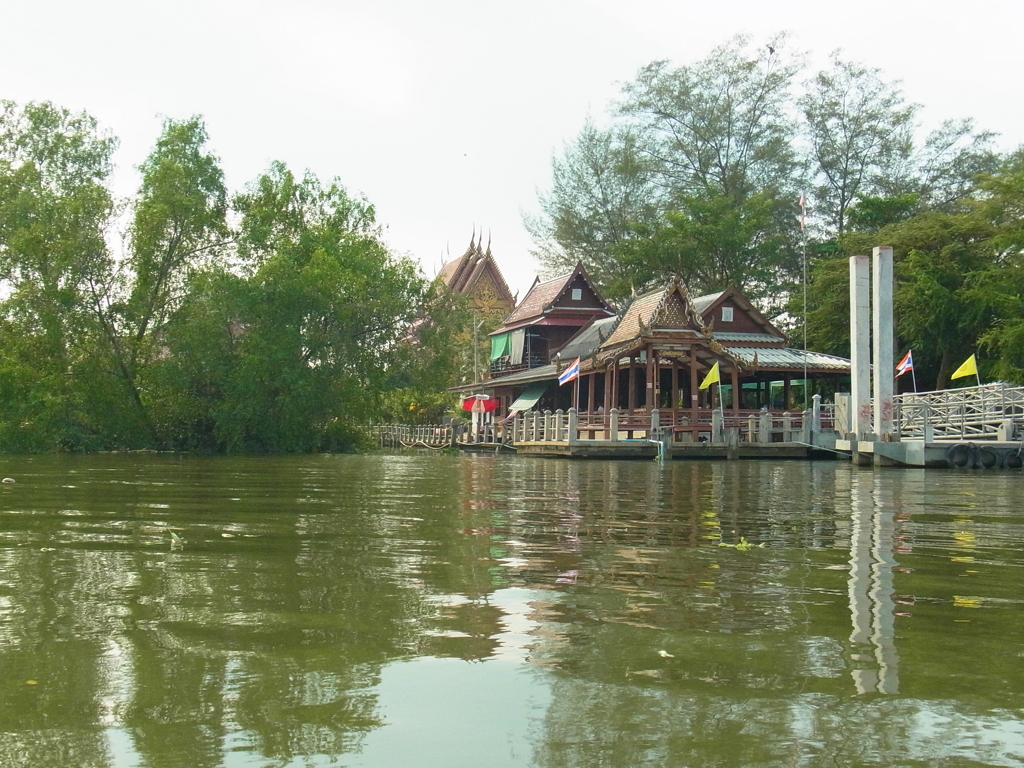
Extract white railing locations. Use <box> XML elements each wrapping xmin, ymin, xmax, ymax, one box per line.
<box><xmin>894</xmin><ymin>382</ymin><xmax>1024</xmax><ymax>441</ymax></box>
<box><xmin>376</xmin><ymin>424</ymin><xmax>454</xmax><ymax>448</ymax></box>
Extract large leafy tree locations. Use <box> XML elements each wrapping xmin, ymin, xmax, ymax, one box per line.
<box><xmin>150</xmin><ymin>163</ymin><xmax>456</xmax><ymax>452</ymax></box>
<box><xmin>0</xmin><ymin>101</ymin><xmax>118</xmax><ymax>449</ymax></box>
<box><xmin>526</xmin><ymin>120</ymin><xmax>660</xmax><ymax>292</ymax></box>
<box><xmin>84</xmin><ymin>116</ymin><xmax>231</xmax><ymax>446</ymax></box>
<box><xmin>800</xmin><ymin>54</ymin><xmax>916</xmax><ymax>237</ymax></box>
<box><xmin>613</xmin><ymin>192</ymin><xmax>791</xmax><ymax>302</ymax></box>
<box><xmin>530</xmin><ymin>35</ymin><xmax>805</xmax><ymax>305</ymax></box>
<box><xmin>803</xmin><ymin>156</ymin><xmax>1024</xmax><ymax>389</ymax></box>
<box><xmin>619</xmin><ymin>34</ymin><xmax>802</xmax><ymax>201</ymax></box>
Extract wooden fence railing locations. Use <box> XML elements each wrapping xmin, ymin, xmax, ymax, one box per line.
<box><xmin>514</xmin><ymin>395</ymin><xmax>827</xmax><ymax>446</ymax></box>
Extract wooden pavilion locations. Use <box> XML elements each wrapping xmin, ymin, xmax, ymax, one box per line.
<box><xmin>563</xmin><ymin>278</ymin><xmax>851</xmax><ymax>438</ymax></box>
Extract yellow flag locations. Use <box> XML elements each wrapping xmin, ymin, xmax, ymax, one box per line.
<box><xmin>699</xmin><ymin>362</ymin><xmax>720</xmax><ymax>390</ymax></box>
<box><xmin>950</xmin><ymin>354</ymin><xmax>977</xmax><ymax>380</ymax></box>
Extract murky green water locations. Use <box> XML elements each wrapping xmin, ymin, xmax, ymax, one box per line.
<box><xmin>0</xmin><ymin>453</ymin><xmax>1022</xmax><ymax>767</ymax></box>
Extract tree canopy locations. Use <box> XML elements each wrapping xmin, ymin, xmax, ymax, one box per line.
<box><xmin>0</xmin><ymin>102</ymin><xmax>465</xmax><ymax>452</ymax></box>
<box><xmin>528</xmin><ymin>35</ymin><xmax>1022</xmax><ymax>387</ymax></box>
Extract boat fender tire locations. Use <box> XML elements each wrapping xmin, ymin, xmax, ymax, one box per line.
<box><xmin>1006</xmin><ymin>451</ymin><xmax>1024</xmax><ymax>470</ymax></box>
<box><xmin>946</xmin><ymin>443</ymin><xmax>975</xmax><ymax>469</ymax></box>
<box><xmin>976</xmin><ymin>446</ymin><xmax>999</xmax><ymax>469</ymax></box>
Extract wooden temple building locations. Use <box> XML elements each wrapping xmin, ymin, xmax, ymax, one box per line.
<box><xmin>438</xmin><ymin>233</ymin><xmax>516</xmax><ymax>319</ymax></box>
<box><xmin>456</xmin><ymin>263</ymin><xmax>852</xmax><ymax>444</ymax></box>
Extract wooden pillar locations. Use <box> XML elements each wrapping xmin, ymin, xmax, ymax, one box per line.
<box><xmin>611</xmin><ymin>358</ymin><xmax>619</xmax><ymax>410</ymax></box>
<box><xmin>689</xmin><ymin>349</ymin><xmax>699</xmax><ymax>422</ymax></box>
<box><xmin>784</xmin><ymin>375</ymin><xmax>791</xmax><ymax>411</ymax></box>
<box><xmin>587</xmin><ymin>370</ymin><xmax>596</xmax><ymax>415</ymax></box>
<box><xmin>731</xmin><ymin>367</ymin><xmax>740</xmax><ymax>414</ymax></box>
<box><xmin>628</xmin><ymin>355</ymin><xmax>637</xmax><ymax>413</ymax></box>
<box><xmin>604</xmin><ymin>366</ymin><xmax>612</xmax><ymax>412</ymax></box>
<box><xmin>646</xmin><ymin>345</ymin><xmax>656</xmax><ymax>412</ymax></box>
<box><xmin>671</xmin><ymin>362</ymin><xmax>679</xmax><ymax>421</ymax></box>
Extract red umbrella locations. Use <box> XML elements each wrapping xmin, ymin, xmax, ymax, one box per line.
<box><xmin>462</xmin><ymin>394</ymin><xmax>499</xmax><ymax>414</ymax></box>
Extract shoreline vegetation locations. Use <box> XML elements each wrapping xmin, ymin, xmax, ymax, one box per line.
<box><xmin>3</xmin><ymin>34</ymin><xmax>1024</xmax><ymax>454</ymax></box>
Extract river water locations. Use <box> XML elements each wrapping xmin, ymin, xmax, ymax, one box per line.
<box><xmin>0</xmin><ymin>453</ymin><xmax>1022</xmax><ymax>767</ymax></box>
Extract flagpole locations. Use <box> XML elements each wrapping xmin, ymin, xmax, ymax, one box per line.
<box><xmin>801</xmin><ymin>192</ymin><xmax>808</xmax><ymax>410</ymax></box>
<box><xmin>911</xmin><ymin>365</ymin><xmax>918</xmax><ymax>394</ymax></box>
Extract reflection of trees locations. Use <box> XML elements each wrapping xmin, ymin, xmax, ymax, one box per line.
<box><xmin>0</xmin><ymin>455</ymin><xmax>479</xmax><ymax>766</ymax></box>
<box><xmin>512</xmin><ymin>460</ymin><xmax>1024</xmax><ymax>767</ymax></box>
<box><xmin>0</xmin><ymin>548</ymin><xmax>114</xmax><ymax>767</ymax></box>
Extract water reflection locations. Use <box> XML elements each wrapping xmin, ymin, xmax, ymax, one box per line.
<box><xmin>0</xmin><ymin>455</ymin><xmax>1022</xmax><ymax>766</ymax></box>
<box><xmin>846</xmin><ymin>469</ymin><xmax>900</xmax><ymax>694</ymax></box>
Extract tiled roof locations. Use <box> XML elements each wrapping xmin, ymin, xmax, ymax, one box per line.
<box><xmin>496</xmin><ymin>262</ymin><xmax>612</xmax><ymax>331</ymax></box>
<box><xmin>448</xmin><ymin>363</ymin><xmax>560</xmax><ymax>392</ymax></box>
<box><xmin>599</xmin><ymin>289</ymin><xmax>666</xmax><ymax>349</ymax></box>
<box><xmin>690</xmin><ymin>291</ymin><xmax>724</xmax><ymax>315</ymax></box>
<box><xmin>555</xmin><ymin>316</ymin><xmax>620</xmax><ymax>361</ymax></box>
<box><xmin>728</xmin><ymin>347</ymin><xmax>851</xmax><ymax>371</ymax></box>
<box><xmin>500</xmin><ymin>272</ymin><xmax>575</xmax><ymax>326</ymax></box>
<box><xmin>715</xmin><ymin>332</ymin><xmax>785</xmax><ymax>343</ymax></box>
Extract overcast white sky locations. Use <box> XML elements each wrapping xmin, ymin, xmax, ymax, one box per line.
<box><xmin>4</xmin><ymin>0</ymin><xmax>1023</xmax><ymax>298</ymax></box>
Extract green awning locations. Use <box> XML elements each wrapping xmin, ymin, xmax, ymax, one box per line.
<box><xmin>490</xmin><ymin>332</ymin><xmax>511</xmax><ymax>361</ymax></box>
<box><xmin>509</xmin><ymin>382</ymin><xmax>550</xmax><ymax>412</ymax></box>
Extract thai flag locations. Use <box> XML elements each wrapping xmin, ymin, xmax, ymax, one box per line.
<box><xmin>558</xmin><ymin>357</ymin><xmax>580</xmax><ymax>386</ymax></box>
<box><xmin>895</xmin><ymin>349</ymin><xmax>914</xmax><ymax>377</ymax></box>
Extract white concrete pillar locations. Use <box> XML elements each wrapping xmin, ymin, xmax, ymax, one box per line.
<box><xmin>850</xmin><ymin>254</ymin><xmax>872</xmax><ymax>439</ymax></box>
<box><xmin>872</xmin><ymin>246</ymin><xmax>895</xmax><ymax>438</ymax></box>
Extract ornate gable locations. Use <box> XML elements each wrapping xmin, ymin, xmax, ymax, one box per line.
<box><xmin>439</xmin><ymin>232</ymin><xmax>515</xmax><ymax>317</ymax></box>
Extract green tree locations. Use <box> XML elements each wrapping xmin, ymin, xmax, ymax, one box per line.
<box><xmin>800</xmin><ymin>54</ymin><xmax>916</xmax><ymax>236</ymax></box>
<box><xmin>619</xmin><ymin>34</ymin><xmax>802</xmax><ymax>202</ymax></box>
<box><xmin>158</xmin><ymin>163</ymin><xmax>445</xmax><ymax>452</ymax></box>
<box><xmin>803</xmin><ymin>160</ymin><xmax>1024</xmax><ymax>389</ymax></box>
<box><xmin>525</xmin><ymin>120</ymin><xmax>660</xmax><ymax>289</ymax></box>
<box><xmin>89</xmin><ymin>116</ymin><xmax>230</xmax><ymax>446</ymax></box>
<box><xmin>0</xmin><ymin>101</ymin><xmax>118</xmax><ymax>450</ymax></box>
<box><xmin>613</xmin><ymin>192</ymin><xmax>792</xmax><ymax>304</ymax></box>
<box><xmin>531</xmin><ymin>35</ymin><xmax>805</xmax><ymax>304</ymax></box>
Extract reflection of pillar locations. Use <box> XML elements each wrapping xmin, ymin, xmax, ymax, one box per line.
<box><xmin>848</xmin><ymin>471</ymin><xmax>900</xmax><ymax>694</ymax></box>
<box><xmin>850</xmin><ymin>254</ymin><xmax>872</xmax><ymax>438</ymax></box>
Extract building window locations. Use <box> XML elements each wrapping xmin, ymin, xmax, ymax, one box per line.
<box><xmin>721</xmin><ymin>306</ymin><xmax>734</xmax><ymax>322</ymax></box>
<box><xmin>571</xmin><ymin>288</ymin><xmax>582</xmax><ymax>301</ymax></box>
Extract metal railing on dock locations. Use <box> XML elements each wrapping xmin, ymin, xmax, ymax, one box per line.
<box><xmin>893</xmin><ymin>383</ymin><xmax>1024</xmax><ymax>441</ymax></box>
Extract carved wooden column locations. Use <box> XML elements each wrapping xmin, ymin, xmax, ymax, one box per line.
<box><xmin>628</xmin><ymin>354</ymin><xmax>637</xmax><ymax>413</ymax></box>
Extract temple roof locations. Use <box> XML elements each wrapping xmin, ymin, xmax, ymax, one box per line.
<box><xmin>438</xmin><ymin>233</ymin><xmax>515</xmax><ymax>307</ymax></box>
<box><xmin>599</xmin><ymin>278</ymin><xmax>711</xmax><ymax>352</ymax></box>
